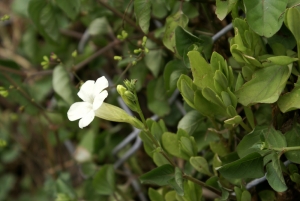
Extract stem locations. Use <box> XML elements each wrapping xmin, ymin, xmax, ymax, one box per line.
<box><xmin>239</xmin><ymin>121</ymin><xmax>252</xmax><ymax>133</ymax></box>
<box><xmin>183</xmin><ymin>174</ymin><xmax>222</xmax><ymax>196</ymax></box>
<box><xmin>272</xmin><ymin>146</ymin><xmax>300</xmax><ymax>153</ymax></box>
<box><xmin>208</xmin><ymin>116</ymin><xmax>220</xmax><ymax>130</ymax></box>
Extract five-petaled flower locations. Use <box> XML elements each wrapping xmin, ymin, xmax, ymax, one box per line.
<box><xmin>67</xmin><ymin>76</ymin><xmax>108</xmax><ymax>128</ymax></box>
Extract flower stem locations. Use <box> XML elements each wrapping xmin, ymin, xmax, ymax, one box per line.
<box><xmin>272</xmin><ymin>146</ymin><xmax>300</xmax><ymax>153</ymax></box>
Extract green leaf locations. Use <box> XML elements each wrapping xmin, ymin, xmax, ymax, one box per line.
<box><xmin>148</xmin><ymin>188</ymin><xmax>164</xmax><ymax>201</ymax></box>
<box><xmin>162</xmin><ymin>132</ymin><xmax>182</xmax><ymax>158</ymax></box>
<box><xmin>278</xmin><ymin>86</ymin><xmax>300</xmax><ymax>113</ymax></box>
<box><xmin>163</xmin><ymin>11</ymin><xmax>188</xmax><ymax>53</ymax></box>
<box><xmin>244</xmin><ymin>0</ymin><xmax>288</xmax><ymax>37</ymax></box>
<box><xmin>88</xmin><ymin>18</ymin><xmax>110</xmax><ymax>36</ymax></box>
<box><xmin>145</xmin><ymin>40</ymin><xmax>164</xmax><ymax>77</ymax></box>
<box><xmin>140</xmin><ymin>164</ymin><xmax>174</xmax><ymax>186</ymax></box>
<box><xmin>52</xmin><ymin>65</ymin><xmax>74</xmax><ymax>105</ymax></box>
<box><xmin>93</xmin><ymin>164</ymin><xmax>116</xmax><ymax>195</ymax></box>
<box><xmin>134</xmin><ymin>0</ymin><xmax>151</xmax><ymax>34</ymax></box>
<box><xmin>178</xmin><ymin>110</ymin><xmax>204</xmax><ymax>135</ymax></box>
<box><xmin>215</xmin><ymin>0</ymin><xmax>238</xmax><ymax>20</ymax></box>
<box><xmin>237</xmin><ymin>126</ymin><xmax>267</xmax><ymax>158</ymax></box>
<box><xmin>262</xmin><ymin>56</ymin><xmax>298</xmax><ymax>67</ymax></box>
<box><xmin>147</xmin><ymin>77</ymin><xmax>170</xmax><ymax>116</ymax></box>
<box><xmin>285</xmin><ymin>124</ymin><xmax>300</xmax><ymax>164</ymax></box>
<box><xmin>285</xmin><ymin>6</ymin><xmax>300</xmax><ymax>41</ymax></box>
<box><xmin>241</xmin><ymin>190</ymin><xmax>251</xmax><ymax>201</ymax></box>
<box><xmin>182</xmin><ymin>180</ymin><xmax>202</xmax><ymax>201</ymax></box>
<box><xmin>177</xmin><ymin>75</ymin><xmax>197</xmax><ymax>108</ymax></box>
<box><xmin>190</xmin><ymin>156</ymin><xmax>213</xmax><ymax>176</ymax></box>
<box><xmin>224</xmin><ymin>115</ymin><xmax>242</xmax><ymax>125</ymax></box>
<box><xmin>235</xmin><ymin>65</ymin><xmax>291</xmax><ymax>106</ymax></box>
<box><xmin>28</xmin><ymin>0</ymin><xmax>60</xmax><ymax>43</ymax></box>
<box><xmin>218</xmin><ymin>153</ymin><xmax>264</xmax><ymax>179</ymax></box>
<box><xmin>175</xmin><ymin>26</ymin><xmax>208</xmax><ymax>58</ymax></box>
<box><xmin>55</xmin><ymin>177</ymin><xmax>76</xmax><ymax>199</ymax></box>
<box><xmin>164</xmin><ymin>60</ymin><xmax>188</xmax><ymax>94</ymax></box>
<box><xmin>266</xmin><ymin>152</ymin><xmax>287</xmax><ymax>192</ymax></box>
<box><xmin>188</xmin><ymin>51</ymin><xmax>215</xmax><ymax>90</ymax></box>
<box><xmin>210</xmin><ymin>141</ymin><xmax>230</xmax><ymax>157</ymax></box>
<box><xmin>263</xmin><ymin>127</ymin><xmax>286</xmax><ymax>149</ymax></box>
<box><xmin>258</xmin><ymin>190</ymin><xmax>276</xmax><ymax>201</ymax></box>
<box><xmin>56</xmin><ymin>0</ymin><xmax>80</xmax><ymax>20</ymax></box>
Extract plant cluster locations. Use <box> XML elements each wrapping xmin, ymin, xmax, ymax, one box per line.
<box><xmin>1</xmin><ymin>0</ymin><xmax>300</xmax><ymax>201</ymax></box>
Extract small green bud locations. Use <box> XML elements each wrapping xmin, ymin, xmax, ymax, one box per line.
<box><xmin>124</xmin><ymin>91</ymin><xmax>136</xmax><ymax>102</ymax></box>
<box><xmin>117</xmin><ymin>34</ymin><xmax>123</xmax><ymax>40</ymax></box>
<box><xmin>144</xmin><ymin>48</ymin><xmax>149</xmax><ymax>53</ymax></box>
<box><xmin>117</xmin><ymin>85</ymin><xmax>127</xmax><ymax>96</ymax></box>
<box><xmin>133</xmin><ymin>48</ymin><xmax>141</xmax><ymax>54</ymax></box>
<box><xmin>114</xmin><ymin>56</ymin><xmax>122</xmax><ymax>60</ymax></box>
<box><xmin>122</xmin><ymin>30</ymin><xmax>128</xmax><ymax>39</ymax></box>
<box><xmin>0</xmin><ymin>139</ymin><xmax>7</xmax><ymax>147</ymax></box>
<box><xmin>132</xmin><ymin>61</ymin><xmax>137</xmax><ymax>66</ymax></box>
<box><xmin>123</xmin><ymin>96</ymin><xmax>138</xmax><ymax>112</ymax></box>
<box><xmin>0</xmin><ymin>87</ymin><xmax>8</xmax><ymax>97</ymax></box>
<box><xmin>50</xmin><ymin>53</ymin><xmax>58</xmax><ymax>60</ymax></box>
<box><xmin>123</xmin><ymin>79</ymin><xmax>135</xmax><ymax>92</ymax></box>
<box><xmin>72</xmin><ymin>50</ymin><xmax>77</xmax><ymax>58</ymax></box>
<box><xmin>1</xmin><ymin>14</ymin><xmax>9</xmax><ymax>21</ymax></box>
<box><xmin>142</xmin><ymin>36</ymin><xmax>147</xmax><ymax>46</ymax></box>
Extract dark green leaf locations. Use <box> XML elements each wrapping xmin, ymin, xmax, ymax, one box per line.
<box><xmin>285</xmin><ymin>124</ymin><xmax>300</xmax><ymax>164</ymax></box>
<box><xmin>218</xmin><ymin>153</ymin><xmax>264</xmax><ymax>179</ymax></box>
<box><xmin>164</xmin><ymin>60</ymin><xmax>188</xmax><ymax>94</ymax></box>
<box><xmin>56</xmin><ymin>0</ymin><xmax>80</xmax><ymax>20</ymax></box>
<box><xmin>93</xmin><ymin>165</ymin><xmax>116</xmax><ymax>195</ymax></box>
<box><xmin>140</xmin><ymin>164</ymin><xmax>174</xmax><ymax>186</ymax></box>
<box><xmin>134</xmin><ymin>0</ymin><xmax>151</xmax><ymax>34</ymax></box>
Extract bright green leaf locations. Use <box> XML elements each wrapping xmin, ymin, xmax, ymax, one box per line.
<box><xmin>244</xmin><ymin>0</ymin><xmax>288</xmax><ymax>37</ymax></box>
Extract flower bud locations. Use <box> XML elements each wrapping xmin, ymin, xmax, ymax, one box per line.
<box><xmin>134</xmin><ymin>48</ymin><xmax>141</xmax><ymax>54</ymax></box>
<box><xmin>117</xmin><ymin>85</ymin><xmax>127</xmax><ymax>96</ymax></box>
<box><xmin>123</xmin><ymin>79</ymin><xmax>136</xmax><ymax>92</ymax></box>
<box><xmin>142</xmin><ymin>36</ymin><xmax>147</xmax><ymax>46</ymax></box>
<box><xmin>122</xmin><ymin>30</ymin><xmax>128</xmax><ymax>39</ymax></box>
<box><xmin>71</xmin><ymin>50</ymin><xmax>77</xmax><ymax>58</ymax></box>
<box><xmin>0</xmin><ymin>86</ymin><xmax>8</xmax><ymax>97</ymax></box>
<box><xmin>114</xmin><ymin>56</ymin><xmax>122</xmax><ymax>60</ymax></box>
<box><xmin>144</xmin><ymin>48</ymin><xmax>149</xmax><ymax>53</ymax></box>
<box><xmin>132</xmin><ymin>61</ymin><xmax>137</xmax><ymax>66</ymax></box>
<box><xmin>124</xmin><ymin>91</ymin><xmax>136</xmax><ymax>102</ymax></box>
<box><xmin>0</xmin><ymin>139</ymin><xmax>7</xmax><ymax>147</ymax></box>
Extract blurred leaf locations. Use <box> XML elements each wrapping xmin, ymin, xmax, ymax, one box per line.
<box><xmin>0</xmin><ymin>174</ymin><xmax>15</xmax><ymax>201</ymax></box>
<box><xmin>134</xmin><ymin>0</ymin><xmax>151</xmax><ymax>34</ymax></box>
<box><xmin>164</xmin><ymin>60</ymin><xmax>188</xmax><ymax>94</ymax></box>
<box><xmin>244</xmin><ymin>0</ymin><xmax>287</xmax><ymax>37</ymax></box>
<box><xmin>56</xmin><ymin>0</ymin><xmax>80</xmax><ymax>20</ymax></box>
<box><xmin>258</xmin><ymin>190</ymin><xmax>276</xmax><ymax>201</ymax></box>
<box><xmin>52</xmin><ymin>65</ymin><xmax>74</xmax><ymax>105</ymax></box>
<box><xmin>148</xmin><ymin>188</ymin><xmax>164</xmax><ymax>201</ymax></box>
<box><xmin>28</xmin><ymin>0</ymin><xmax>60</xmax><ymax>43</ymax></box>
<box><xmin>55</xmin><ymin>177</ymin><xmax>77</xmax><ymax>200</ymax></box>
<box><xmin>129</xmin><ymin>60</ymin><xmax>148</xmax><ymax>91</ymax></box>
<box><xmin>88</xmin><ymin>17</ymin><xmax>110</xmax><ymax>36</ymax></box>
<box><xmin>145</xmin><ymin>40</ymin><xmax>164</xmax><ymax>77</ymax></box>
<box><xmin>218</xmin><ymin>153</ymin><xmax>264</xmax><ymax>179</ymax></box>
<box><xmin>147</xmin><ymin>77</ymin><xmax>170</xmax><ymax>116</ymax></box>
<box><xmin>140</xmin><ymin>164</ymin><xmax>174</xmax><ymax>186</ymax></box>
<box><xmin>93</xmin><ymin>164</ymin><xmax>116</xmax><ymax>195</ymax></box>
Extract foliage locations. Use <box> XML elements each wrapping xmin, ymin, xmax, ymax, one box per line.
<box><xmin>2</xmin><ymin>0</ymin><xmax>300</xmax><ymax>200</ymax></box>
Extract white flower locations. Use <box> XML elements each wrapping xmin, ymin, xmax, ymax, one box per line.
<box><xmin>67</xmin><ymin>76</ymin><xmax>108</xmax><ymax>128</ymax></box>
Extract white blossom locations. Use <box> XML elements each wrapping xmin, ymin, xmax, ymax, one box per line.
<box><xmin>67</xmin><ymin>76</ymin><xmax>108</xmax><ymax>128</ymax></box>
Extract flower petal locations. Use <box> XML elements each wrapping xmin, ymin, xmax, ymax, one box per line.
<box><xmin>79</xmin><ymin>110</ymin><xmax>95</xmax><ymax>128</ymax></box>
<box><xmin>93</xmin><ymin>76</ymin><xmax>109</xmax><ymax>97</ymax></box>
<box><xmin>93</xmin><ymin>90</ymin><xmax>108</xmax><ymax>110</ymax></box>
<box><xmin>77</xmin><ymin>80</ymin><xmax>95</xmax><ymax>103</ymax></box>
<box><xmin>67</xmin><ymin>102</ymin><xmax>93</xmax><ymax>121</ymax></box>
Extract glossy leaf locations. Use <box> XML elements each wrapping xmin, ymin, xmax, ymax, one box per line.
<box><xmin>93</xmin><ymin>165</ymin><xmax>116</xmax><ymax>195</ymax></box>
<box><xmin>218</xmin><ymin>153</ymin><xmax>264</xmax><ymax>179</ymax></box>
<box><xmin>134</xmin><ymin>0</ymin><xmax>151</xmax><ymax>34</ymax></box>
<box><xmin>244</xmin><ymin>0</ymin><xmax>288</xmax><ymax>37</ymax></box>
<box><xmin>235</xmin><ymin>65</ymin><xmax>291</xmax><ymax>106</ymax></box>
